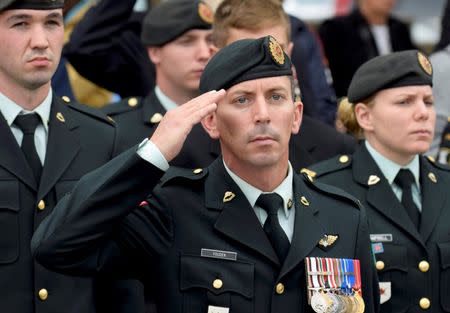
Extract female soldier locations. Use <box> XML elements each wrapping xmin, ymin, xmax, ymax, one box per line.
<box><xmin>310</xmin><ymin>50</ymin><xmax>450</xmax><ymax>313</ymax></box>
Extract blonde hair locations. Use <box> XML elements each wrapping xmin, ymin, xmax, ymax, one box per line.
<box><xmin>336</xmin><ymin>96</ymin><xmax>375</xmax><ymax>140</ymax></box>
<box><xmin>212</xmin><ymin>0</ymin><xmax>291</xmax><ymax>48</ymax></box>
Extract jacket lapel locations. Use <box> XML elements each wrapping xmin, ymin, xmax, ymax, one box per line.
<box><xmin>353</xmin><ymin>145</ymin><xmax>424</xmax><ymax>246</ymax></box>
<box><xmin>0</xmin><ymin>113</ymin><xmax>38</xmax><ymax>191</ymax></box>
<box><xmin>280</xmin><ymin>174</ymin><xmax>326</xmax><ymax>278</ymax></box>
<box><xmin>142</xmin><ymin>91</ymin><xmax>166</xmax><ymax>126</ymax></box>
<box><xmin>419</xmin><ymin>158</ymin><xmax>446</xmax><ymax>242</ymax></box>
<box><xmin>38</xmin><ymin>98</ymin><xmax>80</xmax><ymax>200</ymax></box>
<box><xmin>206</xmin><ymin>159</ymin><xmax>280</xmax><ymax>266</ymax></box>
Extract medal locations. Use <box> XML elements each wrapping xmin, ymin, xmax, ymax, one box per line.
<box><xmin>311</xmin><ymin>290</ymin><xmax>333</xmax><ymax>313</ymax></box>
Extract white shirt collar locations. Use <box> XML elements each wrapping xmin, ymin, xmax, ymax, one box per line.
<box><xmin>0</xmin><ymin>89</ymin><xmax>52</xmax><ymax>132</ymax></box>
<box><xmin>223</xmin><ymin>160</ymin><xmax>294</xmax><ymax>218</ymax></box>
<box><xmin>365</xmin><ymin>140</ymin><xmax>420</xmax><ymax>186</ymax></box>
<box><xmin>154</xmin><ymin>86</ymin><xmax>178</xmax><ymax>111</ymax></box>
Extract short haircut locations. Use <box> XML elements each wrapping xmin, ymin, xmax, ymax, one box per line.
<box><xmin>212</xmin><ymin>0</ymin><xmax>291</xmax><ymax>48</ymax></box>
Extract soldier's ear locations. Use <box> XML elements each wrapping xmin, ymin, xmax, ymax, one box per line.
<box><xmin>354</xmin><ymin>102</ymin><xmax>374</xmax><ymax>131</ymax></box>
<box><xmin>147</xmin><ymin>47</ymin><xmax>162</xmax><ymax>65</ymax></box>
<box><xmin>201</xmin><ymin>112</ymin><xmax>220</xmax><ymax>139</ymax></box>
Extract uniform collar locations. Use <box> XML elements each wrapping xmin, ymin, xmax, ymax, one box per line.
<box><xmin>0</xmin><ymin>89</ymin><xmax>52</xmax><ymax>132</ymax></box>
<box><xmin>223</xmin><ymin>160</ymin><xmax>294</xmax><ymax>218</ymax></box>
<box><xmin>365</xmin><ymin>140</ymin><xmax>420</xmax><ymax>186</ymax></box>
<box><xmin>154</xmin><ymin>86</ymin><xmax>178</xmax><ymax>111</ymax></box>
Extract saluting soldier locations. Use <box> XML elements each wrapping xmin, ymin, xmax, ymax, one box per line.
<box><xmin>0</xmin><ymin>0</ymin><xmax>144</xmax><ymax>312</ymax></box>
<box><xmin>31</xmin><ymin>36</ymin><xmax>379</xmax><ymax>313</ymax></box>
<box><xmin>310</xmin><ymin>50</ymin><xmax>450</xmax><ymax>313</ymax></box>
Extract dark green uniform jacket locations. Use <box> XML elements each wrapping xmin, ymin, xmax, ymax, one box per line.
<box><xmin>310</xmin><ymin>143</ymin><xmax>450</xmax><ymax>313</ymax></box>
<box><xmin>31</xmin><ymin>147</ymin><xmax>379</xmax><ymax>313</ymax></box>
<box><xmin>0</xmin><ymin>97</ymin><xmax>144</xmax><ymax>313</ymax></box>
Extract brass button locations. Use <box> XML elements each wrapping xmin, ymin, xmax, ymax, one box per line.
<box><xmin>37</xmin><ymin>200</ymin><xmax>46</xmax><ymax>211</ymax></box>
<box><xmin>376</xmin><ymin>260</ymin><xmax>385</xmax><ymax>271</ymax></box>
<box><xmin>213</xmin><ymin>279</ymin><xmax>223</xmax><ymax>289</ymax></box>
<box><xmin>61</xmin><ymin>96</ymin><xmax>70</xmax><ymax>103</ymax></box>
<box><xmin>193</xmin><ymin>168</ymin><xmax>203</xmax><ymax>174</ymax></box>
<box><xmin>419</xmin><ymin>297</ymin><xmax>430</xmax><ymax>309</ymax></box>
<box><xmin>275</xmin><ymin>283</ymin><xmax>285</xmax><ymax>294</ymax></box>
<box><xmin>150</xmin><ymin>113</ymin><xmax>163</xmax><ymax>124</ymax></box>
<box><xmin>418</xmin><ymin>261</ymin><xmax>430</xmax><ymax>273</ymax></box>
<box><xmin>38</xmin><ymin>288</ymin><xmax>48</xmax><ymax>301</ymax></box>
<box><xmin>339</xmin><ymin>155</ymin><xmax>349</xmax><ymax>163</ymax></box>
<box><xmin>128</xmin><ymin>97</ymin><xmax>138</xmax><ymax>107</ymax></box>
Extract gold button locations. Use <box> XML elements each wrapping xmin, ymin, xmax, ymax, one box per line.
<box><xmin>419</xmin><ymin>297</ymin><xmax>430</xmax><ymax>309</ymax></box>
<box><xmin>376</xmin><ymin>260</ymin><xmax>385</xmax><ymax>271</ymax></box>
<box><xmin>61</xmin><ymin>96</ymin><xmax>70</xmax><ymax>103</ymax></box>
<box><xmin>37</xmin><ymin>200</ymin><xmax>46</xmax><ymax>211</ymax></box>
<box><xmin>418</xmin><ymin>261</ymin><xmax>430</xmax><ymax>273</ymax></box>
<box><xmin>339</xmin><ymin>155</ymin><xmax>349</xmax><ymax>163</ymax></box>
<box><xmin>193</xmin><ymin>168</ymin><xmax>203</xmax><ymax>174</ymax></box>
<box><xmin>275</xmin><ymin>283</ymin><xmax>285</xmax><ymax>294</ymax></box>
<box><xmin>213</xmin><ymin>279</ymin><xmax>223</xmax><ymax>289</ymax></box>
<box><xmin>128</xmin><ymin>97</ymin><xmax>138</xmax><ymax>107</ymax></box>
<box><xmin>38</xmin><ymin>288</ymin><xmax>48</xmax><ymax>301</ymax></box>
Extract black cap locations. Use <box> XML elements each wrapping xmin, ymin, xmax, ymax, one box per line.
<box><xmin>141</xmin><ymin>0</ymin><xmax>213</xmax><ymax>47</ymax></box>
<box><xmin>200</xmin><ymin>36</ymin><xmax>293</xmax><ymax>93</ymax></box>
<box><xmin>0</xmin><ymin>0</ymin><xmax>64</xmax><ymax>11</ymax></box>
<box><xmin>348</xmin><ymin>50</ymin><xmax>433</xmax><ymax>103</ymax></box>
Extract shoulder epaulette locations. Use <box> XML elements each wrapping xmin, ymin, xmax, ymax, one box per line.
<box><xmin>300</xmin><ymin>172</ymin><xmax>361</xmax><ymax>209</ymax></box>
<box><xmin>62</xmin><ymin>97</ymin><xmax>114</xmax><ymax>126</ymax></box>
<box><xmin>103</xmin><ymin>97</ymin><xmax>143</xmax><ymax>116</ymax></box>
<box><xmin>160</xmin><ymin>166</ymin><xmax>208</xmax><ymax>187</ymax></box>
<box><xmin>309</xmin><ymin>154</ymin><xmax>353</xmax><ymax>177</ymax></box>
<box><xmin>424</xmin><ymin>155</ymin><xmax>450</xmax><ymax>171</ymax></box>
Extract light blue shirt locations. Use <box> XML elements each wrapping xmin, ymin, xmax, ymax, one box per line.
<box><xmin>0</xmin><ymin>90</ymin><xmax>52</xmax><ymax>165</ymax></box>
<box><xmin>365</xmin><ymin>141</ymin><xmax>422</xmax><ymax>211</ymax></box>
<box><xmin>154</xmin><ymin>86</ymin><xmax>178</xmax><ymax>112</ymax></box>
<box><xmin>223</xmin><ymin>161</ymin><xmax>295</xmax><ymax>242</ymax></box>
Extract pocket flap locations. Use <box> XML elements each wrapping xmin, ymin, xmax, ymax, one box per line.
<box><xmin>180</xmin><ymin>254</ymin><xmax>254</xmax><ymax>298</ymax></box>
<box><xmin>0</xmin><ymin>180</ymin><xmax>19</xmax><ymax>212</ymax></box>
<box><xmin>375</xmin><ymin>244</ymin><xmax>408</xmax><ymax>272</ymax></box>
<box><xmin>438</xmin><ymin>242</ymin><xmax>450</xmax><ymax>269</ymax></box>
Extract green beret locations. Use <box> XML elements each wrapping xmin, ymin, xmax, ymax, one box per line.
<box><xmin>0</xmin><ymin>0</ymin><xmax>64</xmax><ymax>11</ymax></box>
<box><xmin>200</xmin><ymin>36</ymin><xmax>293</xmax><ymax>93</ymax></box>
<box><xmin>348</xmin><ymin>50</ymin><xmax>433</xmax><ymax>103</ymax></box>
<box><xmin>141</xmin><ymin>0</ymin><xmax>213</xmax><ymax>47</ymax></box>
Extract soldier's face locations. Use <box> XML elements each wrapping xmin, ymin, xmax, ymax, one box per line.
<box><xmin>0</xmin><ymin>9</ymin><xmax>64</xmax><ymax>91</ymax></box>
<box><xmin>356</xmin><ymin>85</ymin><xmax>435</xmax><ymax>165</ymax></box>
<box><xmin>207</xmin><ymin>75</ymin><xmax>302</xmax><ymax>173</ymax></box>
<box><xmin>149</xmin><ymin>29</ymin><xmax>214</xmax><ymax>99</ymax></box>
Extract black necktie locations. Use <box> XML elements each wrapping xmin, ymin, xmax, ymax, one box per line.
<box><xmin>14</xmin><ymin>114</ymin><xmax>42</xmax><ymax>183</ymax></box>
<box><xmin>256</xmin><ymin>193</ymin><xmax>290</xmax><ymax>262</ymax></box>
<box><xmin>394</xmin><ymin>169</ymin><xmax>420</xmax><ymax>229</ymax></box>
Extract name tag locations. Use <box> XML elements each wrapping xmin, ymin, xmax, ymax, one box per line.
<box><xmin>370</xmin><ymin>234</ymin><xmax>393</xmax><ymax>242</ymax></box>
<box><xmin>201</xmin><ymin>248</ymin><xmax>237</xmax><ymax>261</ymax></box>
<box><xmin>207</xmin><ymin>305</ymin><xmax>230</xmax><ymax>313</ymax></box>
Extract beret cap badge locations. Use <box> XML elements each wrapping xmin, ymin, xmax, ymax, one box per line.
<box><xmin>268</xmin><ymin>36</ymin><xmax>285</xmax><ymax>66</ymax></box>
<box><xmin>198</xmin><ymin>1</ymin><xmax>213</xmax><ymax>24</ymax></box>
<box><xmin>417</xmin><ymin>51</ymin><xmax>432</xmax><ymax>76</ymax></box>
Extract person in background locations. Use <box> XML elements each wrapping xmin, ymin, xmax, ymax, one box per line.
<box><xmin>310</xmin><ymin>50</ymin><xmax>450</xmax><ymax>313</ymax></box>
<box><xmin>319</xmin><ymin>0</ymin><xmax>415</xmax><ymax>98</ymax></box>
<box><xmin>31</xmin><ymin>35</ymin><xmax>379</xmax><ymax>313</ymax></box>
<box><xmin>0</xmin><ymin>0</ymin><xmax>144</xmax><ymax>312</ymax></box>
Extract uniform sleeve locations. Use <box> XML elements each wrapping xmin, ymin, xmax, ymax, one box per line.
<box><xmin>356</xmin><ymin>203</ymin><xmax>381</xmax><ymax>313</ymax></box>
<box><xmin>31</xmin><ymin>146</ymin><xmax>169</xmax><ymax>275</ymax></box>
<box><xmin>63</xmin><ymin>0</ymin><xmax>155</xmax><ymax>97</ymax></box>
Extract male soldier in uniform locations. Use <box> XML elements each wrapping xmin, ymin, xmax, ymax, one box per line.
<box><xmin>211</xmin><ymin>0</ymin><xmax>356</xmax><ymax>170</ymax></box>
<box><xmin>102</xmin><ymin>0</ymin><xmax>216</xmax><ymax>167</ymax></box>
<box><xmin>32</xmin><ymin>36</ymin><xmax>379</xmax><ymax>313</ymax></box>
<box><xmin>0</xmin><ymin>0</ymin><xmax>143</xmax><ymax>312</ymax></box>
